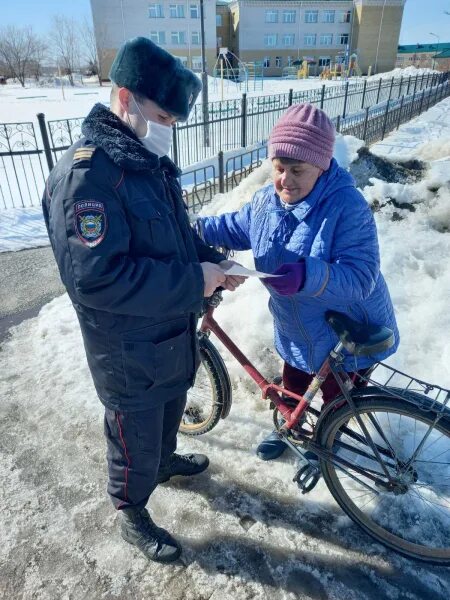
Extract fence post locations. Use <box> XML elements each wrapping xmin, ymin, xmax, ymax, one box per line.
<box><xmin>288</xmin><ymin>88</ymin><xmax>293</xmax><ymax>106</ymax></box>
<box><xmin>388</xmin><ymin>76</ymin><xmax>394</xmax><ymax>101</ymax></box>
<box><xmin>342</xmin><ymin>81</ymin><xmax>349</xmax><ymax>118</ymax></box>
<box><xmin>418</xmin><ymin>89</ymin><xmax>425</xmax><ymax>114</ymax></box>
<box><xmin>320</xmin><ymin>84</ymin><xmax>325</xmax><ymax>109</ymax></box>
<box><xmin>413</xmin><ymin>75</ymin><xmax>418</xmax><ymax>96</ymax></box>
<box><xmin>361</xmin><ymin>79</ymin><xmax>367</xmax><ymax>108</ymax></box>
<box><xmin>336</xmin><ymin>114</ymin><xmax>341</xmax><ymax>133</ymax></box>
<box><xmin>397</xmin><ymin>96</ymin><xmax>404</xmax><ymax>129</ymax></box>
<box><xmin>37</xmin><ymin>113</ymin><xmax>54</xmax><ymax>172</ymax></box>
<box><xmin>406</xmin><ymin>76</ymin><xmax>412</xmax><ymax>96</ymax></box>
<box><xmin>171</xmin><ymin>124</ymin><xmax>179</xmax><ymax>167</ymax></box>
<box><xmin>362</xmin><ymin>106</ymin><xmax>370</xmax><ymax>142</ymax></box>
<box><xmin>241</xmin><ymin>93</ymin><xmax>247</xmax><ymax>148</ymax></box>
<box><xmin>376</xmin><ymin>77</ymin><xmax>382</xmax><ymax>104</ymax></box>
<box><xmin>409</xmin><ymin>88</ymin><xmax>416</xmax><ymax>120</ymax></box>
<box><xmin>218</xmin><ymin>151</ymin><xmax>225</xmax><ymax>194</ymax></box>
<box><xmin>381</xmin><ymin>99</ymin><xmax>390</xmax><ymax>140</ymax></box>
<box><xmin>398</xmin><ymin>76</ymin><xmax>403</xmax><ymax>99</ymax></box>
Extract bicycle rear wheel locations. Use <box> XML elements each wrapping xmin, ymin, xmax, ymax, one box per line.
<box><xmin>319</xmin><ymin>395</ymin><xmax>450</xmax><ymax>564</ymax></box>
<box><xmin>180</xmin><ymin>335</ymin><xmax>231</xmax><ymax>436</ymax></box>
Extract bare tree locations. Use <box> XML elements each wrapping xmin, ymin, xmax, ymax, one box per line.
<box><xmin>79</xmin><ymin>17</ymin><xmax>107</xmax><ymax>85</ymax></box>
<box><xmin>51</xmin><ymin>15</ymin><xmax>80</xmax><ymax>86</ymax></box>
<box><xmin>29</xmin><ymin>37</ymin><xmax>48</xmax><ymax>82</ymax></box>
<box><xmin>0</xmin><ymin>26</ymin><xmax>40</xmax><ymax>87</ymax></box>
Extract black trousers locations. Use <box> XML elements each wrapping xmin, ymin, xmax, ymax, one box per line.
<box><xmin>103</xmin><ymin>394</ymin><xmax>187</xmax><ymax>510</ymax></box>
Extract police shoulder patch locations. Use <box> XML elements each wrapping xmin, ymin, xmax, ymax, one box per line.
<box><xmin>74</xmin><ymin>200</ymin><xmax>107</xmax><ymax>248</ymax></box>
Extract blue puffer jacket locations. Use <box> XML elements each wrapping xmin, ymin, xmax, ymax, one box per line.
<box><xmin>198</xmin><ymin>158</ymin><xmax>399</xmax><ymax>373</ymax></box>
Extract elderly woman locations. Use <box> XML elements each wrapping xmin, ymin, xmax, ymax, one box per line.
<box><xmin>197</xmin><ymin>103</ymin><xmax>399</xmax><ymax>460</ymax></box>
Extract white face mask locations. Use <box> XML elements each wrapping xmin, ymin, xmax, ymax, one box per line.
<box><xmin>133</xmin><ymin>97</ymin><xmax>173</xmax><ymax>158</ymax></box>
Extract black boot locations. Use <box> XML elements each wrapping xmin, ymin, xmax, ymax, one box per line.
<box><xmin>120</xmin><ymin>507</ymin><xmax>181</xmax><ymax>563</ymax></box>
<box><xmin>157</xmin><ymin>453</ymin><xmax>209</xmax><ymax>483</ymax></box>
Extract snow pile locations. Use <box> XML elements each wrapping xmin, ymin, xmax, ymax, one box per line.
<box><xmin>368</xmin><ymin>66</ymin><xmax>439</xmax><ymax>81</ymax></box>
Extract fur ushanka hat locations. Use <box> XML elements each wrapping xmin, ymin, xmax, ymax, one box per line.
<box><xmin>109</xmin><ymin>37</ymin><xmax>202</xmax><ymax>121</ymax></box>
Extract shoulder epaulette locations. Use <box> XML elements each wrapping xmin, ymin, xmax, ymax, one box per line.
<box><xmin>73</xmin><ymin>145</ymin><xmax>97</xmax><ymax>167</ymax></box>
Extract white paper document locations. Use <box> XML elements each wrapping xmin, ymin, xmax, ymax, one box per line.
<box><xmin>222</xmin><ymin>264</ymin><xmax>281</xmax><ymax>279</ymax></box>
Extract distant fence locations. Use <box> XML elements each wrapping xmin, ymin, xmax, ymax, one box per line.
<box><xmin>0</xmin><ymin>72</ymin><xmax>449</xmax><ymax>212</ymax></box>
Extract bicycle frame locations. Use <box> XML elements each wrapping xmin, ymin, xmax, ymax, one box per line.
<box><xmin>200</xmin><ymin>300</ymin><xmax>349</xmax><ymax>431</ymax></box>
<box><xmin>199</xmin><ymin>296</ymin><xmax>436</xmax><ymax>492</ymax></box>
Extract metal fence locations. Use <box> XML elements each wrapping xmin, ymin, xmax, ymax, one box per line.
<box><xmin>0</xmin><ymin>72</ymin><xmax>449</xmax><ymax>212</ymax></box>
<box><xmin>180</xmin><ymin>79</ymin><xmax>450</xmax><ymax>214</ymax></box>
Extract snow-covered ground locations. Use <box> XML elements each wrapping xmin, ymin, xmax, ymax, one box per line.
<box><xmin>1</xmin><ymin>96</ymin><xmax>450</xmax><ymax>598</ymax></box>
<box><xmin>0</xmin><ymin>67</ymin><xmax>437</xmax><ymax>123</ymax></box>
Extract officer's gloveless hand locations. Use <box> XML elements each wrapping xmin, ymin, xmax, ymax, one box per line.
<box><xmin>201</xmin><ymin>262</ymin><xmax>227</xmax><ymax>296</ymax></box>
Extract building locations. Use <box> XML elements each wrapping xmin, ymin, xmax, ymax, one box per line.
<box><xmin>216</xmin><ymin>0</ymin><xmax>233</xmax><ymax>53</ymax></box>
<box><xmin>90</xmin><ymin>0</ymin><xmax>217</xmax><ymax>78</ymax></box>
<box><xmin>396</xmin><ymin>43</ymin><xmax>450</xmax><ymax>72</ymax></box>
<box><xmin>228</xmin><ymin>0</ymin><xmax>405</xmax><ymax>76</ymax></box>
<box><xmin>434</xmin><ymin>49</ymin><xmax>450</xmax><ymax>73</ymax></box>
<box><xmin>90</xmin><ymin>0</ymin><xmax>406</xmax><ymax>81</ymax></box>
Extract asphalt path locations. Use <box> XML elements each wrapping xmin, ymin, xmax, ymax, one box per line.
<box><xmin>0</xmin><ymin>245</ymin><xmax>65</xmax><ymax>345</ymax></box>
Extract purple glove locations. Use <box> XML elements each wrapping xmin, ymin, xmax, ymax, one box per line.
<box><xmin>264</xmin><ymin>262</ymin><xmax>306</xmax><ymax>295</ymax></box>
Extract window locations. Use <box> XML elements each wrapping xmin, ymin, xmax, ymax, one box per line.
<box><xmin>320</xmin><ymin>34</ymin><xmax>333</xmax><ymax>46</ymax></box>
<box><xmin>323</xmin><ymin>10</ymin><xmax>335</xmax><ymax>23</ymax></box>
<box><xmin>264</xmin><ymin>34</ymin><xmax>277</xmax><ymax>47</ymax></box>
<box><xmin>283</xmin><ymin>10</ymin><xmax>296</xmax><ymax>24</ymax></box>
<box><xmin>339</xmin><ymin>10</ymin><xmax>351</xmax><ymax>24</ymax></box>
<box><xmin>304</xmin><ymin>34</ymin><xmax>316</xmax><ymax>47</ymax></box>
<box><xmin>305</xmin><ymin>10</ymin><xmax>318</xmax><ymax>23</ymax></box>
<box><xmin>263</xmin><ymin>57</ymin><xmax>271</xmax><ymax>68</ymax></box>
<box><xmin>339</xmin><ymin>33</ymin><xmax>349</xmax><ymax>45</ymax></box>
<box><xmin>150</xmin><ymin>31</ymin><xmax>166</xmax><ymax>44</ymax></box>
<box><xmin>265</xmin><ymin>10</ymin><xmax>278</xmax><ymax>23</ymax></box>
<box><xmin>192</xmin><ymin>56</ymin><xmax>202</xmax><ymax>70</ymax></box>
<box><xmin>171</xmin><ymin>31</ymin><xmax>186</xmax><ymax>45</ymax></box>
<box><xmin>217</xmin><ymin>36</ymin><xmax>222</xmax><ymax>47</ymax></box>
<box><xmin>149</xmin><ymin>3</ymin><xmax>163</xmax><ymax>18</ymax></box>
<box><xmin>216</xmin><ymin>14</ymin><xmax>222</xmax><ymax>26</ymax></box>
<box><xmin>191</xmin><ymin>31</ymin><xmax>200</xmax><ymax>45</ymax></box>
<box><xmin>190</xmin><ymin>4</ymin><xmax>199</xmax><ymax>19</ymax></box>
<box><xmin>283</xmin><ymin>33</ymin><xmax>295</xmax><ymax>47</ymax></box>
<box><xmin>275</xmin><ymin>56</ymin><xmax>282</xmax><ymax>68</ymax></box>
<box><xmin>319</xmin><ymin>57</ymin><xmax>331</xmax><ymax>67</ymax></box>
<box><xmin>169</xmin><ymin>4</ymin><xmax>185</xmax><ymax>18</ymax></box>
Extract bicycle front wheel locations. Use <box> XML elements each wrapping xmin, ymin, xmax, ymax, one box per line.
<box><xmin>319</xmin><ymin>395</ymin><xmax>450</xmax><ymax>564</ymax></box>
<box><xmin>180</xmin><ymin>335</ymin><xmax>231</xmax><ymax>436</ymax></box>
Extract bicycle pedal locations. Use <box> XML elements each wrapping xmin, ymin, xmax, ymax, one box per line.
<box><xmin>293</xmin><ymin>464</ymin><xmax>321</xmax><ymax>494</ymax></box>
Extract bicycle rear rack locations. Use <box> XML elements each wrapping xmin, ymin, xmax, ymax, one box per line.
<box><xmin>359</xmin><ymin>362</ymin><xmax>450</xmax><ymax>415</ymax></box>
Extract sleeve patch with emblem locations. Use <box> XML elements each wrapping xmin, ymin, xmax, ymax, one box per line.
<box><xmin>74</xmin><ymin>200</ymin><xmax>107</xmax><ymax>247</ymax></box>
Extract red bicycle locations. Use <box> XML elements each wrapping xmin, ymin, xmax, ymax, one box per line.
<box><xmin>181</xmin><ymin>290</ymin><xmax>450</xmax><ymax>564</ymax></box>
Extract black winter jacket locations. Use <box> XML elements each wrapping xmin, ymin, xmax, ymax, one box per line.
<box><xmin>42</xmin><ymin>103</ymin><xmax>224</xmax><ymax>410</ymax></box>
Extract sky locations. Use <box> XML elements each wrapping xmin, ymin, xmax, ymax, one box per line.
<box><xmin>0</xmin><ymin>0</ymin><xmax>449</xmax><ymax>45</ymax></box>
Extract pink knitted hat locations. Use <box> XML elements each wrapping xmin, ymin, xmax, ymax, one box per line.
<box><xmin>268</xmin><ymin>103</ymin><xmax>335</xmax><ymax>170</ymax></box>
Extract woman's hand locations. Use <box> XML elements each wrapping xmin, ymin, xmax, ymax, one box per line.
<box><xmin>264</xmin><ymin>262</ymin><xmax>306</xmax><ymax>296</ymax></box>
<box><xmin>219</xmin><ymin>260</ymin><xmax>247</xmax><ymax>292</ymax></box>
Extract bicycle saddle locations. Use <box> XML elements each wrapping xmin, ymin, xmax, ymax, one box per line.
<box><xmin>326</xmin><ymin>311</ymin><xmax>395</xmax><ymax>357</ymax></box>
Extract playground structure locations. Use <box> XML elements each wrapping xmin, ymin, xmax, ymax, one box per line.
<box><xmin>320</xmin><ymin>54</ymin><xmax>362</xmax><ymax>80</ymax></box>
<box><xmin>212</xmin><ymin>48</ymin><xmax>264</xmax><ymax>98</ymax></box>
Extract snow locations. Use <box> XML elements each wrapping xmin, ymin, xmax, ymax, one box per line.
<box><xmin>0</xmin><ymin>206</ymin><xmax>49</xmax><ymax>252</ymax></box>
<box><xmin>1</xmin><ymin>97</ymin><xmax>450</xmax><ymax>597</ymax></box>
<box><xmin>366</xmin><ymin>66</ymin><xmax>439</xmax><ymax>82</ymax></box>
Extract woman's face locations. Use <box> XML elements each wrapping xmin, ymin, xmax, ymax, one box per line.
<box><xmin>272</xmin><ymin>158</ymin><xmax>323</xmax><ymax>203</ymax></box>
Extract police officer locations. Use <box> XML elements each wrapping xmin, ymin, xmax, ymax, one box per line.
<box><xmin>42</xmin><ymin>37</ymin><xmax>244</xmax><ymax>563</ymax></box>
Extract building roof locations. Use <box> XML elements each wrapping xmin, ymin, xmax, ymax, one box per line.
<box><xmin>435</xmin><ymin>49</ymin><xmax>450</xmax><ymax>59</ymax></box>
<box><xmin>398</xmin><ymin>43</ymin><xmax>450</xmax><ymax>54</ymax></box>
